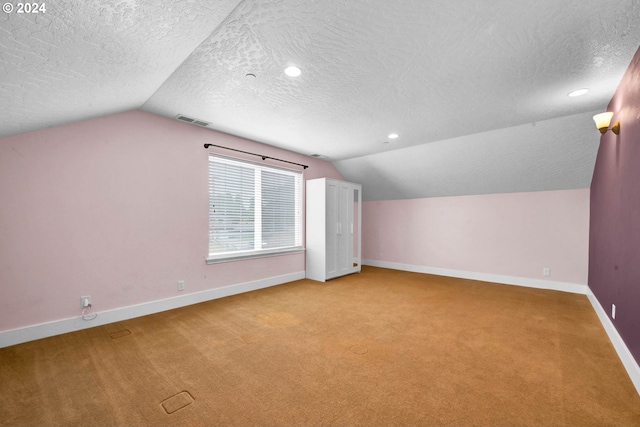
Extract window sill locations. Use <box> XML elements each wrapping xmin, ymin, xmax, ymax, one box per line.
<box><xmin>206</xmin><ymin>248</ymin><xmax>305</xmax><ymax>264</ymax></box>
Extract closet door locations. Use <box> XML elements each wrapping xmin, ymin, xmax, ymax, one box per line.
<box><xmin>325</xmin><ymin>180</ymin><xmax>339</xmax><ymax>278</ymax></box>
<box><xmin>336</xmin><ymin>182</ymin><xmax>352</xmax><ymax>276</ymax></box>
<box><xmin>352</xmin><ymin>186</ymin><xmax>361</xmax><ymax>270</ymax></box>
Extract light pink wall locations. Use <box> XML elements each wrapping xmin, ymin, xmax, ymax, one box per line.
<box><xmin>362</xmin><ymin>189</ymin><xmax>589</xmax><ymax>284</ymax></box>
<box><xmin>0</xmin><ymin>110</ymin><xmax>343</xmax><ymax>331</ymax></box>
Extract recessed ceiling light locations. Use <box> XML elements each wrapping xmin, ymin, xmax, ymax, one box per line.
<box><xmin>388</xmin><ymin>133</ymin><xmax>399</xmax><ymax>139</ymax></box>
<box><xmin>284</xmin><ymin>66</ymin><xmax>301</xmax><ymax>77</ymax></box>
<box><xmin>568</xmin><ymin>88</ymin><xmax>589</xmax><ymax>97</ymax></box>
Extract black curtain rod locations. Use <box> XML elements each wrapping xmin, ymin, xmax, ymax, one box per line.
<box><xmin>204</xmin><ymin>143</ymin><xmax>308</xmax><ymax>169</ymax></box>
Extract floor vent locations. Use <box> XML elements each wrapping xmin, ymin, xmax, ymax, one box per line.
<box><xmin>175</xmin><ymin>114</ymin><xmax>210</xmax><ymax>128</ymax></box>
<box><xmin>161</xmin><ymin>391</ymin><xmax>194</xmax><ymax>414</ymax></box>
<box><xmin>109</xmin><ymin>329</ymin><xmax>131</xmax><ymax>339</ymax></box>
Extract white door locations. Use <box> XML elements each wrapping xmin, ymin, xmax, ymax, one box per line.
<box><xmin>337</xmin><ymin>183</ymin><xmax>351</xmax><ymax>275</ymax></box>
<box><xmin>325</xmin><ymin>181</ymin><xmax>338</xmax><ymax>278</ymax></box>
<box><xmin>352</xmin><ymin>187</ymin><xmax>360</xmax><ymax>269</ymax></box>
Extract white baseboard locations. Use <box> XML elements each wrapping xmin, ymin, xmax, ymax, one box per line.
<box><xmin>0</xmin><ymin>271</ymin><xmax>305</xmax><ymax>349</ymax></box>
<box><xmin>362</xmin><ymin>260</ymin><xmax>588</xmax><ymax>294</ymax></box>
<box><xmin>586</xmin><ymin>289</ymin><xmax>640</xmax><ymax>396</ymax></box>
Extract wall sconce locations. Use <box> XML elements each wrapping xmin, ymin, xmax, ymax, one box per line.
<box><xmin>593</xmin><ymin>112</ymin><xmax>620</xmax><ymax>135</ymax></box>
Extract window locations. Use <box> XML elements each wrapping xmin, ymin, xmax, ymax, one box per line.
<box><xmin>208</xmin><ymin>154</ymin><xmax>303</xmax><ymax>262</ymax></box>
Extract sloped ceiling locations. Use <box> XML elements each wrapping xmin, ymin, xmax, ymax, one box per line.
<box><xmin>334</xmin><ymin>110</ymin><xmax>601</xmax><ymax>201</ymax></box>
<box><xmin>0</xmin><ymin>0</ymin><xmax>243</xmax><ymax>137</ymax></box>
<box><xmin>2</xmin><ymin>0</ymin><xmax>640</xmax><ymax>200</ymax></box>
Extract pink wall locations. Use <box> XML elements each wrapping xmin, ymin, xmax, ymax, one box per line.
<box><xmin>0</xmin><ymin>110</ymin><xmax>343</xmax><ymax>332</ymax></box>
<box><xmin>362</xmin><ymin>189</ymin><xmax>590</xmax><ymax>285</ymax></box>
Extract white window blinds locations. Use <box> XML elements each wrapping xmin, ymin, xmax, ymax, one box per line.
<box><xmin>208</xmin><ymin>154</ymin><xmax>303</xmax><ymax>261</ymax></box>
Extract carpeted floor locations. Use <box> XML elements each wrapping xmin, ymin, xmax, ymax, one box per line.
<box><xmin>1</xmin><ymin>266</ymin><xmax>639</xmax><ymax>426</ymax></box>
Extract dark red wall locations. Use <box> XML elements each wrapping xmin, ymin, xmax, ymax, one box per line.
<box><xmin>589</xmin><ymin>45</ymin><xmax>640</xmax><ymax>366</ymax></box>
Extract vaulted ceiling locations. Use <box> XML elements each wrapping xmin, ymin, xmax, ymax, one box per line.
<box><xmin>2</xmin><ymin>0</ymin><xmax>639</xmax><ymax>200</ymax></box>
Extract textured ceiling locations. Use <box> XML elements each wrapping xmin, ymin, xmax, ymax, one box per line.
<box><xmin>334</xmin><ymin>110</ymin><xmax>601</xmax><ymax>201</ymax></box>
<box><xmin>0</xmin><ymin>0</ymin><xmax>242</xmax><ymax>137</ymax></box>
<box><xmin>142</xmin><ymin>0</ymin><xmax>640</xmax><ymax>161</ymax></box>
<box><xmin>1</xmin><ymin>0</ymin><xmax>639</xmax><ymax>200</ymax></box>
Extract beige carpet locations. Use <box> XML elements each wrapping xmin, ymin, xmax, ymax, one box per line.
<box><xmin>1</xmin><ymin>266</ymin><xmax>639</xmax><ymax>426</ymax></box>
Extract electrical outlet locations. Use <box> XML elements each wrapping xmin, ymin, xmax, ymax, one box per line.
<box><xmin>543</xmin><ymin>267</ymin><xmax>550</xmax><ymax>276</ymax></box>
<box><xmin>177</xmin><ymin>280</ymin><xmax>185</xmax><ymax>291</ymax></box>
<box><xmin>81</xmin><ymin>296</ymin><xmax>91</xmax><ymax>308</ymax></box>
<box><xmin>612</xmin><ymin>303</ymin><xmax>616</xmax><ymax>319</ymax></box>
